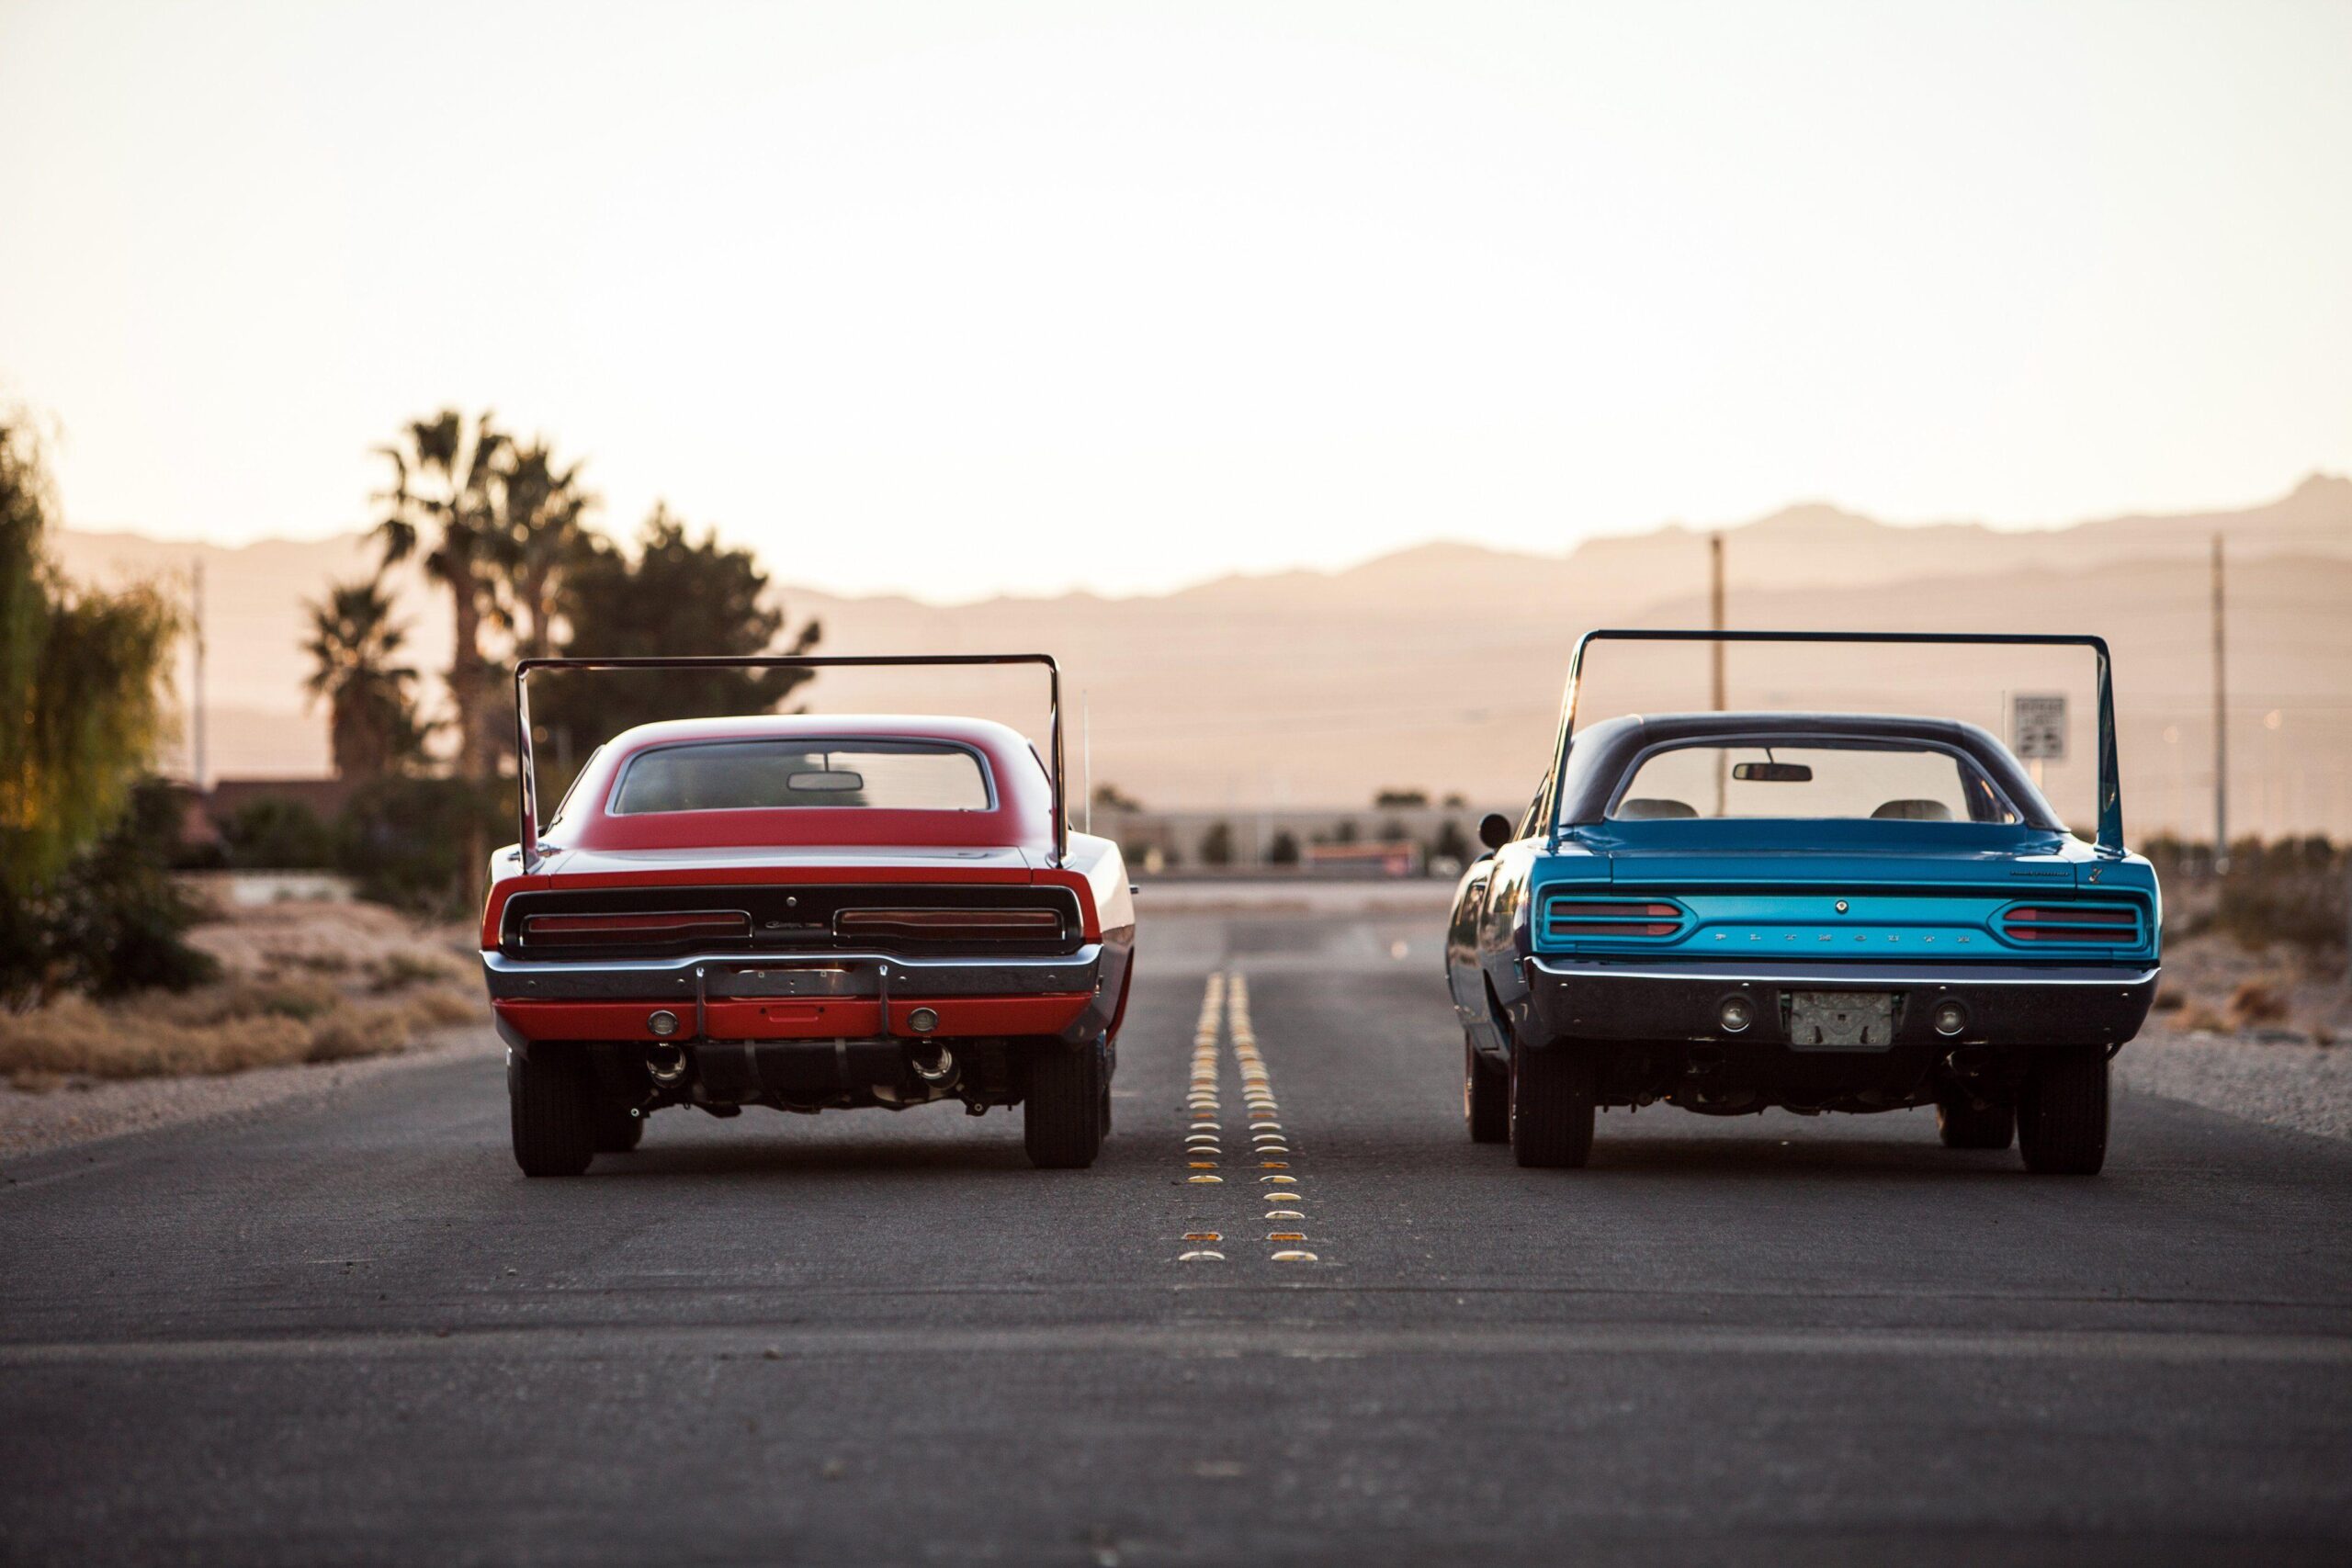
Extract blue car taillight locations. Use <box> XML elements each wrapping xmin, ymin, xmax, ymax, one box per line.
<box><xmin>1998</xmin><ymin>902</ymin><xmax>2143</xmax><ymax>945</ymax></box>
<box><xmin>1544</xmin><ymin>898</ymin><xmax>1687</xmax><ymax>941</ymax></box>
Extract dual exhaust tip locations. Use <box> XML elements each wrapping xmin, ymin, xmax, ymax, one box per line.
<box><xmin>639</xmin><ymin>1008</ymin><xmax>953</xmax><ymax>1087</ymax></box>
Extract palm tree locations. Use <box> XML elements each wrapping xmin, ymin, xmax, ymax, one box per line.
<box><xmin>301</xmin><ymin>576</ymin><xmax>424</xmax><ymax>780</ymax></box>
<box><xmin>373</xmin><ymin>411</ymin><xmax>506</xmax><ymax>779</ymax></box>
<box><xmin>494</xmin><ymin>438</ymin><xmax>597</xmax><ymax>660</ymax></box>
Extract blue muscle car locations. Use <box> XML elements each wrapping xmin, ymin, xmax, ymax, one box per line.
<box><xmin>1445</xmin><ymin>630</ymin><xmax>2158</xmax><ymax>1175</ymax></box>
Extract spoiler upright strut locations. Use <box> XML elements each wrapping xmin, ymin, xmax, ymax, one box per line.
<box><xmin>512</xmin><ymin>653</ymin><xmax>1067</xmax><ymax>874</ymax></box>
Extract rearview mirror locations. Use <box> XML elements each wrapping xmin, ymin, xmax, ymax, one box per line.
<box><xmin>788</xmin><ymin>770</ymin><xmax>865</xmax><ymax>793</ymax></box>
<box><xmin>1477</xmin><ymin>812</ymin><xmax>1514</xmax><ymax>852</ymax></box>
<box><xmin>1732</xmin><ymin>761</ymin><xmax>1813</xmax><ymax>783</ymax></box>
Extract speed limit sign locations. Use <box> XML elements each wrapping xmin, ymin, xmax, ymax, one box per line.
<box><xmin>2012</xmin><ymin>693</ymin><xmax>2068</xmax><ymax>762</ymax></box>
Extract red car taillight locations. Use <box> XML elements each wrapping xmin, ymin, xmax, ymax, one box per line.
<box><xmin>835</xmin><ymin>908</ymin><xmax>1066</xmax><ymax>942</ymax></box>
<box><xmin>2001</xmin><ymin>905</ymin><xmax>2140</xmax><ymax>943</ymax></box>
<box><xmin>1546</xmin><ymin>901</ymin><xmax>1684</xmax><ymax>937</ymax></box>
<box><xmin>521</xmin><ymin>911</ymin><xmax>752</xmax><ymax>945</ymax></box>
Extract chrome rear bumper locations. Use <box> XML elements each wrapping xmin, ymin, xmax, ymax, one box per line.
<box><xmin>481</xmin><ymin>944</ymin><xmax>1104</xmax><ymax>1004</ymax></box>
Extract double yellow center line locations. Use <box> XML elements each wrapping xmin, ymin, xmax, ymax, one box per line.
<box><xmin>1177</xmin><ymin>971</ymin><xmax>1320</xmax><ymax>1266</ymax></box>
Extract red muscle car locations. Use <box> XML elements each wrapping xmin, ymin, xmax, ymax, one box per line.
<box><xmin>481</xmin><ymin>655</ymin><xmax>1135</xmax><ymax>1175</ymax></box>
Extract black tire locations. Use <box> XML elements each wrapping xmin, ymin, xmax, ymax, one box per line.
<box><xmin>1024</xmin><ymin>1037</ymin><xmax>1105</xmax><ymax>1169</ymax></box>
<box><xmin>1935</xmin><ymin>1091</ymin><xmax>2015</xmax><ymax>1150</ymax></box>
<box><xmin>594</xmin><ymin>1101</ymin><xmax>646</xmax><ymax>1154</ymax></box>
<box><xmin>509</xmin><ymin>1049</ymin><xmax>597</xmax><ymax>1177</ymax></box>
<box><xmin>1510</xmin><ymin>1042</ymin><xmax>1596</xmax><ymax>1168</ymax></box>
<box><xmin>1464</xmin><ymin>1036</ymin><xmax>1509</xmax><ymax>1144</ymax></box>
<box><xmin>2018</xmin><ymin>1048</ymin><xmax>2109</xmax><ymax>1175</ymax></box>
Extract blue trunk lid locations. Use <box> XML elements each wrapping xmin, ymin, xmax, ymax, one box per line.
<box><xmin>1530</xmin><ymin>820</ymin><xmax>2159</xmax><ymax>965</ymax></box>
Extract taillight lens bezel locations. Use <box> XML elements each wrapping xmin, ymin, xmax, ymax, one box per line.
<box><xmin>833</xmin><ymin>907</ymin><xmax>1069</xmax><ymax>944</ymax></box>
<box><xmin>520</xmin><ymin>909</ymin><xmax>753</xmax><ymax>948</ymax></box>
<box><xmin>1996</xmin><ymin>902</ymin><xmax>2143</xmax><ymax>946</ymax></box>
<box><xmin>1543</xmin><ymin>899</ymin><xmax>1689</xmax><ymax>940</ymax></box>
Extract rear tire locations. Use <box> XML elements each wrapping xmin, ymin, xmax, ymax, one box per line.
<box><xmin>2018</xmin><ymin>1048</ymin><xmax>2109</xmax><ymax>1175</ymax></box>
<box><xmin>594</xmin><ymin>1101</ymin><xmax>645</xmax><ymax>1154</ymax></box>
<box><xmin>1936</xmin><ymin>1091</ymin><xmax>2015</xmax><ymax>1150</ymax></box>
<box><xmin>510</xmin><ymin>1050</ymin><xmax>597</xmax><ymax>1177</ymax></box>
<box><xmin>1024</xmin><ymin>1037</ymin><xmax>1105</xmax><ymax>1169</ymax></box>
<box><xmin>1464</xmin><ymin>1036</ymin><xmax>1509</xmax><ymax>1144</ymax></box>
<box><xmin>1509</xmin><ymin>1042</ymin><xmax>1595</xmax><ymax>1168</ymax></box>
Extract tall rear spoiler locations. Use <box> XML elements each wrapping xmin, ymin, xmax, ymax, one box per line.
<box><xmin>512</xmin><ymin>653</ymin><xmax>1066</xmax><ymax>874</ymax></box>
<box><xmin>1547</xmin><ymin>629</ymin><xmax>2122</xmax><ymax>854</ymax></box>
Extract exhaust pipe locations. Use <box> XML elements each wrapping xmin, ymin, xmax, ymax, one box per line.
<box><xmin>647</xmin><ymin>1043</ymin><xmax>690</xmax><ymax>1087</ymax></box>
<box><xmin>910</xmin><ymin>1044</ymin><xmax>957</xmax><ymax>1087</ymax></box>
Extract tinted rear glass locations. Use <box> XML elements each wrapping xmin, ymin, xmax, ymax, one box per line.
<box><xmin>1612</xmin><ymin>741</ymin><xmax>2017</xmax><ymax>823</ymax></box>
<box><xmin>611</xmin><ymin>740</ymin><xmax>991</xmax><ymax>814</ymax></box>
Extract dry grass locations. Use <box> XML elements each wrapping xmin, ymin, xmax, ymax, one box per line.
<box><xmin>0</xmin><ymin>979</ymin><xmax>483</xmax><ymax>1089</ymax></box>
<box><xmin>3</xmin><ymin>901</ymin><xmax>487</xmax><ymax>1091</ymax></box>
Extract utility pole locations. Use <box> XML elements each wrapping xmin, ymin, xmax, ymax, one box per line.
<box><xmin>190</xmin><ymin>557</ymin><xmax>208</xmax><ymax>791</ymax></box>
<box><xmin>2211</xmin><ymin>535</ymin><xmax>2227</xmax><ymax>875</ymax></box>
<box><xmin>1710</xmin><ymin>532</ymin><xmax>1726</xmax><ymax>816</ymax></box>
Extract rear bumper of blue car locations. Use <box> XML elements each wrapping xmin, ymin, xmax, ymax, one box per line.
<box><xmin>1521</xmin><ymin>957</ymin><xmax>2159</xmax><ymax>1050</ymax></box>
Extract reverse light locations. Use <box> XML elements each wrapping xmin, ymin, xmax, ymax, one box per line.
<box><xmin>835</xmin><ymin>908</ymin><xmax>1065</xmax><ymax>942</ymax></box>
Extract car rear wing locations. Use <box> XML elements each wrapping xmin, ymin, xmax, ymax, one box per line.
<box><xmin>512</xmin><ymin>653</ymin><xmax>1067</xmax><ymax>874</ymax></box>
<box><xmin>1546</xmin><ymin>629</ymin><xmax>2123</xmax><ymax>853</ymax></box>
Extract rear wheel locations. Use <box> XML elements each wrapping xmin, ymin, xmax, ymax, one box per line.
<box><xmin>1509</xmin><ymin>1043</ymin><xmax>1595</xmax><ymax>1168</ymax></box>
<box><xmin>1024</xmin><ymin>1037</ymin><xmax>1105</xmax><ymax>1169</ymax></box>
<box><xmin>1464</xmin><ymin>1036</ymin><xmax>1509</xmax><ymax>1144</ymax></box>
<box><xmin>2018</xmin><ymin>1048</ymin><xmax>2109</xmax><ymax>1175</ymax></box>
<box><xmin>1935</xmin><ymin>1090</ymin><xmax>2015</xmax><ymax>1150</ymax></box>
<box><xmin>509</xmin><ymin>1050</ymin><xmax>597</xmax><ymax>1177</ymax></box>
<box><xmin>593</xmin><ymin>1100</ymin><xmax>646</xmax><ymax>1154</ymax></box>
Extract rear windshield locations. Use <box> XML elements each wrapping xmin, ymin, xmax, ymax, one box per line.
<box><xmin>1611</xmin><ymin>740</ymin><xmax>2018</xmax><ymax>824</ymax></box>
<box><xmin>611</xmin><ymin>740</ymin><xmax>991</xmax><ymax>814</ymax></box>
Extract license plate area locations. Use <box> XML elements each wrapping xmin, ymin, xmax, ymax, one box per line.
<box><xmin>1785</xmin><ymin>991</ymin><xmax>1897</xmax><ymax>1051</ymax></box>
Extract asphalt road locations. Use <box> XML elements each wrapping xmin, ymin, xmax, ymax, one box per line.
<box><xmin>4</xmin><ymin>901</ymin><xmax>2349</xmax><ymax>1565</ymax></box>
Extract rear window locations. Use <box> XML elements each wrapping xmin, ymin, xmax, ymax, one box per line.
<box><xmin>1611</xmin><ymin>740</ymin><xmax>2018</xmax><ymax>824</ymax></box>
<box><xmin>610</xmin><ymin>740</ymin><xmax>991</xmax><ymax>815</ymax></box>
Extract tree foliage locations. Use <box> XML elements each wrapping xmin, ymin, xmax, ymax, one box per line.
<box><xmin>0</xmin><ymin>420</ymin><xmax>180</xmax><ymax>897</ymax></box>
<box><xmin>0</xmin><ymin>423</ymin><xmax>207</xmax><ymax>1001</ymax></box>
<box><xmin>303</xmin><ymin>576</ymin><xmax>427</xmax><ymax>779</ymax></box>
<box><xmin>531</xmin><ymin>504</ymin><xmax>821</xmax><ymax>782</ymax></box>
<box><xmin>373</xmin><ymin>410</ymin><xmax>506</xmax><ymax>778</ymax></box>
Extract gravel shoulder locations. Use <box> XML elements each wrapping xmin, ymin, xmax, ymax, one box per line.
<box><xmin>0</xmin><ymin>1025</ymin><xmax>497</xmax><ymax>1164</ymax></box>
<box><xmin>2120</xmin><ymin>1029</ymin><xmax>2352</xmax><ymax>1143</ymax></box>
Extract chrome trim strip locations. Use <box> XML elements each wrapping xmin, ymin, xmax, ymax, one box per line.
<box><xmin>483</xmin><ymin>944</ymin><xmax>1102</xmax><ymax>1002</ymax></box>
<box><xmin>1527</xmin><ymin>957</ymin><xmax>2159</xmax><ymax>987</ymax></box>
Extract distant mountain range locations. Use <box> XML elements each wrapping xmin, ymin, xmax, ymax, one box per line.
<box><xmin>53</xmin><ymin>474</ymin><xmax>2352</xmax><ymax>837</ymax></box>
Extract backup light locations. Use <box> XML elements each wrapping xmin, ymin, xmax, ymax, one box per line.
<box><xmin>648</xmin><ymin>1010</ymin><xmax>680</xmax><ymax>1038</ymax></box>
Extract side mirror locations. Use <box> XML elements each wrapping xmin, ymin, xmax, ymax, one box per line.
<box><xmin>1477</xmin><ymin>812</ymin><xmax>1514</xmax><ymax>852</ymax></box>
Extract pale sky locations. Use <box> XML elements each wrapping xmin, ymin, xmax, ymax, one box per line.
<box><xmin>3</xmin><ymin>1</ymin><xmax>2347</xmax><ymax>602</ymax></box>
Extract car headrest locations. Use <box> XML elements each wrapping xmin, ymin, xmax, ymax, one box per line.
<box><xmin>1871</xmin><ymin>798</ymin><xmax>1953</xmax><ymax>821</ymax></box>
<box><xmin>1618</xmin><ymin>797</ymin><xmax>1699</xmax><ymax>820</ymax></box>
